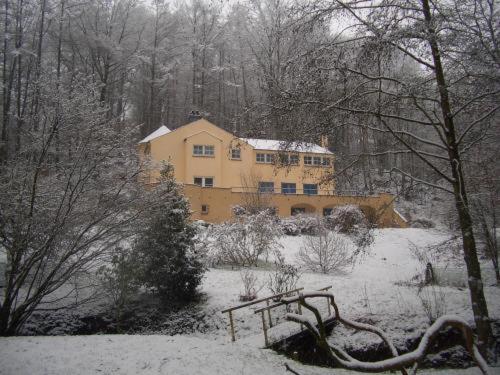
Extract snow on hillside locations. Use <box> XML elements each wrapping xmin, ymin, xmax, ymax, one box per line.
<box><xmin>1</xmin><ymin>228</ymin><xmax>498</xmax><ymax>375</ymax></box>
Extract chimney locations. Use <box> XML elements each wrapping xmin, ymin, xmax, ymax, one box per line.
<box><xmin>320</xmin><ymin>135</ymin><xmax>329</xmax><ymax>149</ymax></box>
<box><xmin>187</xmin><ymin>110</ymin><xmax>202</xmax><ymax>123</ymax></box>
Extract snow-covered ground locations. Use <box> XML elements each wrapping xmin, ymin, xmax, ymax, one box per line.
<box><xmin>0</xmin><ymin>334</ymin><xmax>490</xmax><ymax>375</ymax></box>
<box><xmin>1</xmin><ymin>228</ymin><xmax>499</xmax><ymax>374</ymax></box>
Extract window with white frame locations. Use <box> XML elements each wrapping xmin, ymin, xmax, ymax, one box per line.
<box><xmin>278</xmin><ymin>153</ymin><xmax>299</xmax><ymax>165</ymax></box>
<box><xmin>231</xmin><ymin>148</ymin><xmax>241</xmax><ymax>160</ymax></box>
<box><xmin>193</xmin><ymin>145</ymin><xmax>204</xmax><ymax>155</ymax></box>
<box><xmin>256</xmin><ymin>153</ymin><xmax>274</xmax><ymax>163</ymax></box>
<box><xmin>304</xmin><ymin>155</ymin><xmax>331</xmax><ymax>167</ymax></box>
<box><xmin>193</xmin><ymin>145</ymin><xmax>215</xmax><ymax>156</ymax></box>
<box><xmin>193</xmin><ymin>177</ymin><xmax>214</xmax><ymax>187</ymax></box>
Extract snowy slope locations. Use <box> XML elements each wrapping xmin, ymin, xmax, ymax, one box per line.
<box><xmin>1</xmin><ymin>228</ymin><xmax>498</xmax><ymax>375</ymax></box>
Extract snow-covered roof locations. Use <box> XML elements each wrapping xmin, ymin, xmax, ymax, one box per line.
<box><xmin>139</xmin><ymin>125</ymin><xmax>171</xmax><ymax>143</ymax></box>
<box><xmin>241</xmin><ymin>138</ymin><xmax>332</xmax><ymax>154</ymax></box>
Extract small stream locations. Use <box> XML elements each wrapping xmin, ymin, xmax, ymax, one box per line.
<box><xmin>269</xmin><ymin>318</ymin><xmax>498</xmax><ymax>369</ymax></box>
<box><xmin>22</xmin><ymin>293</ymin><xmax>225</xmax><ymax>336</ymax></box>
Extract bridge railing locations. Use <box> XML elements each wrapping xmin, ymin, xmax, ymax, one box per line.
<box><xmin>221</xmin><ymin>287</ymin><xmax>304</xmax><ymax>342</ymax></box>
<box><xmin>253</xmin><ymin>285</ymin><xmax>332</xmax><ymax>346</ymax></box>
<box><xmin>220</xmin><ymin>285</ymin><xmax>332</xmax><ymax>346</ymax></box>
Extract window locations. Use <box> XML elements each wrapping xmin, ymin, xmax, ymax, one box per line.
<box><xmin>304</xmin><ymin>155</ymin><xmax>330</xmax><ymax>167</ymax></box>
<box><xmin>279</xmin><ymin>153</ymin><xmax>289</xmax><ymax>164</ymax></box>
<box><xmin>291</xmin><ymin>207</ymin><xmax>306</xmax><ymax>215</ymax></box>
<box><xmin>193</xmin><ymin>145</ymin><xmax>215</xmax><ymax>156</ymax></box>
<box><xmin>258</xmin><ymin>182</ymin><xmax>274</xmax><ymax>193</ymax></box>
<box><xmin>193</xmin><ymin>177</ymin><xmax>214</xmax><ymax>187</ymax></box>
<box><xmin>193</xmin><ymin>145</ymin><xmax>204</xmax><ymax>155</ymax></box>
<box><xmin>303</xmin><ymin>184</ymin><xmax>318</xmax><ymax>195</ymax></box>
<box><xmin>256</xmin><ymin>153</ymin><xmax>274</xmax><ymax>164</ymax></box>
<box><xmin>201</xmin><ymin>204</ymin><xmax>209</xmax><ymax>214</ymax></box>
<box><xmin>323</xmin><ymin>208</ymin><xmax>333</xmax><ymax>216</ymax></box>
<box><xmin>281</xmin><ymin>183</ymin><xmax>296</xmax><ymax>194</ymax></box>
<box><xmin>231</xmin><ymin>148</ymin><xmax>241</xmax><ymax>160</ymax></box>
<box><xmin>204</xmin><ymin>145</ymin><xmax>214</xmax><ymax>156</ymax></box>
<box><xmin>278</xmin><ymin>154</ymin><xmax>299</xmax><ymax>166</ymax></box>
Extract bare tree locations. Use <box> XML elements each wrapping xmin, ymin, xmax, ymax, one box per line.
<box><xmin>0</xmin><ymin>76</ymin><xmax>153</xmax><ymax>335</ymax></box>
<box><xmin>285</xmin><ymin>0</ymin><xmax>499</xmax><ymax>355</ymax></box>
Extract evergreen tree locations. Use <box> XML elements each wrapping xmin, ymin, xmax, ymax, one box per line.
<box><xmin>134</xmin><ymin>164</ymin><xmax>205</xmax><ymax>301</ymax></box>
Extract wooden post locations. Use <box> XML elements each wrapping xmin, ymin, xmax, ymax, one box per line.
<box><xmin>297</xmin><ymin>301</ymin><xmax>303</xmax><ymax>331</ymax></box>
<box><xmin>266</xmin><ymin>299</ymin><xmax>273</xmax><ymax>327</ymax></box>
<box><xmin>260</xmin><ymin>310</ymin><xmax>269</xmax><ymax>347</ymax></box>
<box><xmin>228</xmin><ymin>311</ymin><xmax>236</xmax><ymax>342</ymax></box>
<box><xmin>326</xmin><ymin>297</ymin><xmax>331</xmax><ymax>316</ymax></box>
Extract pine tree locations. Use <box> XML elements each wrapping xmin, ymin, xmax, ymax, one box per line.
<box><xmin>134</xmin><ymin>164</ymin><xmax>205</xmax><ymax>301</ymax></box>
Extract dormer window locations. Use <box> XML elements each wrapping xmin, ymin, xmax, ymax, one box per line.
<box><xmin>256</xmin><ymin>153</ymin><xmax>274</xmax><ymax>163</ymax></box>
<box><xmin>193</xmin><ymin>145</ymin><xmax>214</xmax><ymax>156</ymax></box>
<box><xmin>231</xmin><ymin>148</ymin><xmax>241</xmax><ymax>160</ymax></box>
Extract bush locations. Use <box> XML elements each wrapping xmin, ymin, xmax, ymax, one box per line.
<box><xmin>98</xmin><ymin>247</ymin><xmax>139</xmax><ymax>328</ymax></box>
<box><xmin>324</xmin><ymin>205</ymin><xmax>367</xmax><ymax>234</ymax></box>
<box><xmin>134</xmin><ymin>164</ymin><xmax>205</xmax><ymax>301</ymax></box>
<box><xmin>410</xmin><ymin>217</ymin><xmax>436</xmax><ymax>229</ymax></box>
<box><xmin>268</xmin><ymin>252</ymin><xmax>300</xmax><ymax>299</ymax></box>
<box><xmin>280</xmin><ymin>218</ymin><xmax>301</xmax><ymax>236</ymax></box>
<box><xmin>280</xmin><ymin>214</ymin><xmax>321</xmax><ymax>235</ymax></box>
<box><xmin>239</xmin><ymin>269</ymin><xmax>263</xmax><ymax>301</ymax></box>
<box><xmin>298</xmin><ymin>229</ymin><xmax>353</xmax><ymax>274</ymax></box>
<box><xmin>208</xmin><ymin>209</ymin><xmax>282</xmax><ymax>266</ymax></box>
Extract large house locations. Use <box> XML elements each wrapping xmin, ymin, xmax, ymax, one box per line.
<box><xmin>138</xmin><ymin>118</ymin><xmax>406</xmax><ymax>227</ymax></box>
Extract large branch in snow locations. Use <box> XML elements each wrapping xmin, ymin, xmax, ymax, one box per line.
<box><xmin>282</xmin><ymin>292</ymin><xmax>490</xmax><ymax>375</ymax></box>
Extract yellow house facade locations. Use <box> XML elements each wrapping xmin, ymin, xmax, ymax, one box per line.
<box><xmin>139</xmin><ymin>118</ymin><xmax>407</xmax><ymax>227</ymax></box>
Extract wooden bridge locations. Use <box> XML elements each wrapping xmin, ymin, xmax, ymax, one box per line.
<box><xmin>221</xmin><ymin>285</ymin><xmax>333</xmax><ymax>347</ymax></box>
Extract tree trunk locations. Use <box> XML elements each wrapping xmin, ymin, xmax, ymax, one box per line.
<box><xmin>421</xmin><ymin>0</ymin><xmax>493</xmax><ymax>357</ymax></box>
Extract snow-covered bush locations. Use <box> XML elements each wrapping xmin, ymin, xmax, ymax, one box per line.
<box><xmin>280</xmin><ymin>214</ymin><xmax>320</xmax><ymax>235</ymax></box>
<box><xmin>268</xmin><ymin>252</ymin><xmax>300</xmax><ymax>299</ymax></box>
<box><xmin>325</xmin><ymin>205</ymin><xmax>374</xmax><ymax>255</ymax></box>
<box><xmin>324</xmin><ymin>205</ymin><xmax>367</xmax><ymax>234</ymax></box>
<box><xmin>239</xmin><ymin>269</ymin><xmax>263</xmax><ymax>301</ymax></box>
<box><xmin>97</xmin><ymin>247</ymin><xmax>139</xmax><ymax>329</ymax></box>
<box><xmin>134</xmin><ymin>164</ymin><xmax>206</xmax><ymax>301</ymax></box>
<box><xmin>208</xmin><ymin>209</ymin><xmax>282</xmax><ymax>267</ymax></box>
<box><xmin>280</xmin><ymin>218</ymin><xmax>301</xmax><ymax>236</ymax></box>
<box><xmin>298</xmin><ymin>229</ymin><xmax>353</xmax><ymax>274</ymax></box>
<box><xmin>410</xmin><ymin>217</ymin><xmax>436</xmax><ymax>229</ymax></box>
<box><xmin>231</xmin><ymin>205</ymin><xmax>247</xmax><ymax>216</ymax></box>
